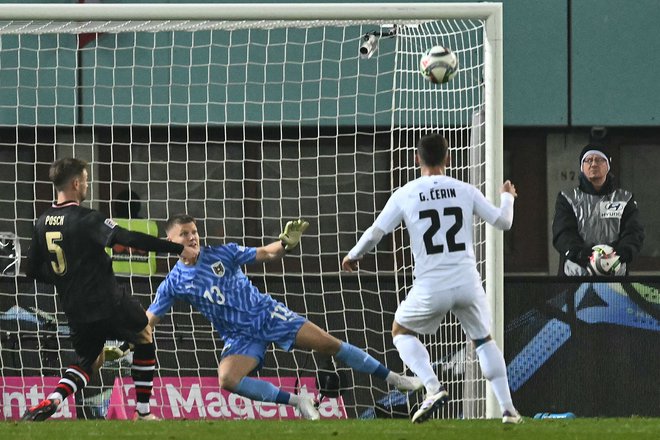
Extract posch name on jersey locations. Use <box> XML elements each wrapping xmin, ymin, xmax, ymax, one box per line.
<box><xmin>45</xmin><ymin>215</ymin><xmax>65</xmax><ymax>226</ymax></box>
<box><xmin>418</xmin><ymin>187</ymin><xmax>457</xmax><ymax>202</ymax></box>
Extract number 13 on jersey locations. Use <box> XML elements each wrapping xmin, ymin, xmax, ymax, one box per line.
<box><xmin>203</xmin><ymin>285</ymin><xmax>226</xmax><ymax>305</ymax></box>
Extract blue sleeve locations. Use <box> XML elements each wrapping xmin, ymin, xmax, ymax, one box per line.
<box><xmin>148</xmin><ymin>278</ymin><xmax>177</xmax><ymax>318</ymax></box>
<box><xmin>223</xmin><ymin>242</ymin><xmax>257</xmax><ymax>266</ymax></box>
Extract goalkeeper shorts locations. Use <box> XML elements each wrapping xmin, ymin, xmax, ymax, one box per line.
<box><xmin>219</xmin><ymin>308</ymin><xmax>306</xmax><ymax>369</ymax></box>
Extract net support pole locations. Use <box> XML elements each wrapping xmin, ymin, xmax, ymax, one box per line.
<box><xmin>483</xmin><ymin>4</ymin><xmax>504</xmax><ymax>420</ymax></box>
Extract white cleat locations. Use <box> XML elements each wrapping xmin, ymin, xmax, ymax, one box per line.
<box><xmin>395</xmin><ymin>375</ymin><xmax>425</xmax><ymax>392</ymax></box>
<box><xmin>502</xmin><ymin>410</ymin><xmax>523</xmax><ymax>424</ymax></box>
<box><xmin>297</xmin><ymin>396</ymin><xmax>320</xmax><ymax>421</ymax></box>
<box><xmin>411</xmin><ymin>388</ymin><xmax>448</xmax><ymax>423</ymax></box>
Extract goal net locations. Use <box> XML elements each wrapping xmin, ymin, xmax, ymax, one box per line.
<box><xmin>0</xmin><ymin>3</ymin><xmax>503</xmax><ymax>420</ymax></box>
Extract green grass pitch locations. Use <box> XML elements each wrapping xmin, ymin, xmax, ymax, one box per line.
<box><xmin>2</xmin><ymin>418</ymin><xmax>659</xmax><ymax>440</ymax></box>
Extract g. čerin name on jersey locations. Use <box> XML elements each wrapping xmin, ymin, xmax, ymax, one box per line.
<box><xmin>419</xmin><ymin>188</ymin><xmax>457</xmax><ymax>202</ymax></box>
<box><xmin>45</xmin><ymin>215</ymin><xmax>65</xmax><ymax>226</ymax></box>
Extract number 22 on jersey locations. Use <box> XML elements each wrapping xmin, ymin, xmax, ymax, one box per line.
<box><xmin>419</xmin><ymin>207</ymin><xmax>466</xmax><ymax>255</ymax></box>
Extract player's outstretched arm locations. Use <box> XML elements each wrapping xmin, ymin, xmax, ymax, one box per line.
<box><xmin>112</xmin><ymin>227</ymin><xmax>198</xmax><ymax>260</ymax></box>
<box><xmin>342</xmin><ymin>225</ymin><xmax>386</xmax><ymax>272</ymax></box>
<box><xmin>279</xmin><ymin>219</ymin><xmax>309</xmax><ymax>251</ymax></box>
<box><xmin>255</xmin><ymin>219</ymin><xmax>309</xmax><ymax>263</ymax></box>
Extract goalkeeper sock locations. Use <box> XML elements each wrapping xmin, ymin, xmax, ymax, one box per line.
<box><xmin>475</xmin><ymin>340</ymin><xmax>516</xmax><ymax>414</ymax></box>
<box><xmin>392</xmin><ymin>334</ymin><xmax>441</xmax><ymax>394</ymax></box>
<box><xmin>235</xmin><ymin>377</ymin><xmax>290</xmax><ymax>404</ymax></box>
<box><xmin>132</xmin><ymin>342</ymin><xmax>156</xmax><ymax>414</ymax></box>
<box><xmin>51</xmin><ymin>365</ymin><xmax>90</xmax><ymax>402</ymax></box>
<box><xmin>335</xmin><ymin>341</ymin><xmax>389</xmax><ymax>380</ymax></box>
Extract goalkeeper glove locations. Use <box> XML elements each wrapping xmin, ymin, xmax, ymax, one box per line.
<box><xmin>279</xmin><ymin>219</ymin><xmax>309</xmax><ymax>251</ymax></box>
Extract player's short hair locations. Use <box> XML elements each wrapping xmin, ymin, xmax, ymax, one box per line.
<box><xmin>417</xmin><ymin>134</ymin><xmax>448</xmax><ymax>167</ymax></box>
<box><xmin>49</xmin><ymin>157</ymin><xmax>88</xmax><ymax>192</ymax></box>
<box><xmin>165</xmin><ymin>214</ymin><xmax>197</xmax><ymax>233</ymax></box>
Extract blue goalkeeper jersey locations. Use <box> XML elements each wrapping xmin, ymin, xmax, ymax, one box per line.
<box><xmin>149</xmin><ymin>243</ymin><xmax>286</xmax><ymax>340</ymax></box>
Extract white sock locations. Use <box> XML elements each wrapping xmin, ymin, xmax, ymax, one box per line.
<box><xmin>288</xmin><ymin>394</ymin><xmax>300</xmax><ymax>406</ymax></box>
<box><xmin>392</xmin><ymin>334</ymin><xmax>441</xmax><ymax>394</ymax></box>
<box><xmin>136</xmin><ymin>402</ymin><xmax>150</xmax><ymax>415</ymax></box>
<box><xmin>475</xmin><ymin>340</ymin><xmax>516</xmax><ymax>414</ymax></box>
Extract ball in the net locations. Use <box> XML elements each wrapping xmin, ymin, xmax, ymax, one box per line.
<box><xmin>420</xmin><ymin>45</ymin><xmax>459</xmax><ymax>84</ymax></box>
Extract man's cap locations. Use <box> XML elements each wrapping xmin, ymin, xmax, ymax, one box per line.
<box><xmin>580</xmin><ymin>144</ymin><xmax>611</xmax><ymax>172</ymax></box>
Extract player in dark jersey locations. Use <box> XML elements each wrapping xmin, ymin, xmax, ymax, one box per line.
<box><xmin>146</xmin><ymin>214</ymin><xmax>424</xmax><ymax>420</ymax></box>
<box><xmin>21</xmin><ymin>157</ymin><xmax>198</xmax><ymax>422</ymax></box>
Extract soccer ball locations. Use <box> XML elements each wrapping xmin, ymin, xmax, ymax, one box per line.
<box><xmin>588</xmin><ymin>244</ymin><xmax>621</xmax><ymax>276</ymax></box>
<box><xmin>419</xmin><ymin>45</ymin><xmax>459</xmax><ymax>84</ymax></box>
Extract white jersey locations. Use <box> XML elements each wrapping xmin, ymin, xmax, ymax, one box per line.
<box><xmin>349</xmin><ymin>175</ymin><xmax>514</xmax><ymax>286</ymax></box>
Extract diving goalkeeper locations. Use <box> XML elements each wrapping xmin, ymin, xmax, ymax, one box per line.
<box><xmin>144</xmin><ymin>214</ymin><xmax>423</xmax><ymax>420</ymax></box>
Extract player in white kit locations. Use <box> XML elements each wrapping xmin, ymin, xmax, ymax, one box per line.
<box><xmin>342</xmin><ymin>133</ymin><xmax>522</xmax><ymax>424</ymax></box>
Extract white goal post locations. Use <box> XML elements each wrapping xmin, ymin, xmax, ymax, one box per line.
<box><xmin>0</xmin><ymin>3</ymin><xmax>503</xmax><ymax>420</ymax></box>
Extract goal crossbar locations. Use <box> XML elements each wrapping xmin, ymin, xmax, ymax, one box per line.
<box><xmin>0</xmin><ymin>3</ymin><xmax>501</xmax><ymax>22</ymax></box>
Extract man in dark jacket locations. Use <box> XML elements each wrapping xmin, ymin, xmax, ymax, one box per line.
<box><xmin>552</xmin><ymin>145</ymin><xmax>645</xmax><ymax>276</ymax></box>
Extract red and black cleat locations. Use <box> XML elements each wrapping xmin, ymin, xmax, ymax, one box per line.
<box><xmin>21</xmin><ymin>399</ymin><xmax>59</xmax><ymax>422</ymax></box>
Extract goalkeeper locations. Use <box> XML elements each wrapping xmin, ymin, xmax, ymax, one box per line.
<box><xmin>552</xmin><ymin>145</ymin><xmax>645</xmax><ymax>276</ymax></box>
<box><xmin>141</xmin><ymin>214</ymin><xmax>423</xmax><ymax>420</ymax></box>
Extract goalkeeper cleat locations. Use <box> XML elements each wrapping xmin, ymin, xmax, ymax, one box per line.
<box><xmin>411</xmin><ymin>388</ymin><xmax>448</xmax><ymax>423</ymax></box>
<box><xmin>296</xmin><ymin>396</ymin><xmax>320</xmax><ymax>421</ymax></box>
<box><xmin>394</xmin><ymin>375</ymin><xmax>424</xmax><ymax>392</ymax></box>
<box><xmin>103</xmin><ymin>345</ymin><xmax>127</xmax><ymax>362</ymax></box>
<box><xmin>132</xmin><ymin>411</ymin><xmax>161</xmax><ymax>421</ymax></box>
<box><xmin>21</xmin><ymin>398</ymin><xmax>59</xmax><ymax>422</ymax></box>
<box><xmin>502</xmin><ymin>410</ymin><xmax>523</xmax><ymax>424</ymax></box>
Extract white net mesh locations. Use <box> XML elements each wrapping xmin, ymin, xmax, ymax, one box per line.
<box><xmin>0</xmin><ymin>5</ymin><xmax>494</xmax><ymax>420</ymax></box>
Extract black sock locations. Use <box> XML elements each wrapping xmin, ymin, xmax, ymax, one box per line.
<box><xmin>132</xmin><ymin>342</ymin><xmax>156</xmax><ymax>413</ymax></box>
<box><xmin>52</xmin><ymin>364</ymin><xmax>90</xmax><ymax>401</ymax></box>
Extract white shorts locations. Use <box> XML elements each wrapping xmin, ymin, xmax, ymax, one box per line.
<box><xmin>394</xmin><ymin>277</ymin><xmax>491</xmax><ymax>340</ymax></box>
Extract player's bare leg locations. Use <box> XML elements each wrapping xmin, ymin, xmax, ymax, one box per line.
<box><xmin>219</xmin><ymin>354</ymin><xmax>319</xmax><ymax>420</ymax></box>
<box><xmin>294</xmin><ymin>321</ymin><xmax>423</xmax><ymax>392</ymax></box>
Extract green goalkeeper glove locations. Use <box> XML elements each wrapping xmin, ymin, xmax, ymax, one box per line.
<box><xmin>279</xmin><ymin>219</ymin><xmax>309</xmax><ymax>251</ymax></box>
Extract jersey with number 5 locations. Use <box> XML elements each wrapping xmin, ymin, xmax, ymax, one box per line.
<box><xmin>150</xmin><ymin>244</ymin><xmax>291</xmax><ymax>340</ymax></box>
<box><xmin>27</xmin><ymin>201</ymin><xmax>123</xmax><ymax>322</ymax></box>
<box><xmin>373</xmin><ymin>175</ymin><xmax>514</xmax><ymax>284</ymax></box>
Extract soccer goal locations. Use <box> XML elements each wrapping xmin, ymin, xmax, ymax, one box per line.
<box><xmin>0</xmin><ymin>3</ymin><xmax>503</xmax><ymax>420</ymax></box>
